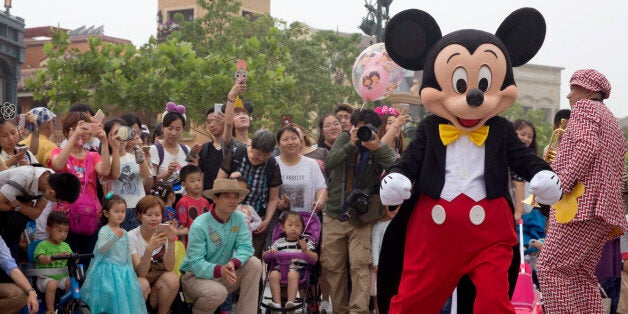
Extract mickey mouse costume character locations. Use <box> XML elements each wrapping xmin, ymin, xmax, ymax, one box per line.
<box><xmin>377</xmin><ymin>8</ymin><xmax>562</xmax><ymax>313</ymax></box>
<box><xmin>536</xmin><ymin>69</ymin><xmax>628</xmax><ymax>313</ymax></box>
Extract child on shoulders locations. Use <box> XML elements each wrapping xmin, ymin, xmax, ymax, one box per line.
<box><xmin>262</xmin><ymin>211</ymin><xmax>318</xmax><ymax>310</ymax></box>
<box><xmin>34</xmin><ymin>211</ymin><xmax>72</xmax><ymax>314</ymax></box>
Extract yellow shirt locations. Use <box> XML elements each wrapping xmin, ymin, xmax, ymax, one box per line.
<box><xmin>20</xmin><ymin>134</ymin><xmax>58</xmax><ymax>166</ymax></box>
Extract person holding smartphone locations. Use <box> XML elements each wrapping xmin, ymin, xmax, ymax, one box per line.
<box><xmin>0</xmin><ymin>118</ymin><xmax>37</xmax><ymax>168</ymax></box>
<box><xmin>196</xmin><ymin>79</ymin><xmax>247</xmax><ymax>194</ymax></box>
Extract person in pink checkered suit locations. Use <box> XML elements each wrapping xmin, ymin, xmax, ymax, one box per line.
<box><xmin>538</xmin><ymin>69</ymin><xmax>628</xmax><ymax>313</ymax></box>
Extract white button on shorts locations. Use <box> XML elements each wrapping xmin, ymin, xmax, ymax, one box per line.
<box><xmin>469</xmin><ymin>205</ymin><xmax>485</xmax><ymax>225</ymax></box>
<box><xmin>432</xmin><ymin>205</ymin><xmax>446</xmax><ymax>225</ymax></box>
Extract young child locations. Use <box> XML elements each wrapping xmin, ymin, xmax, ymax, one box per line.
<box><xmin>176</xmin><ymin>164</ymin><xmax>211</xmax><ymax>247</ymax></box>
<box><xmin>81</xmin><ymin>194</ymin><xmax>146</xmax><ymax>314</ymax></box>
<box><xmin>34</xmin><ymin>211</ymin><xmax>72</xmax><ymax>314</ymax></box>
<box><xmin>262</xmin><ymin>211</ymin><xmax>318</xmax><ymax>310</ymax></box>
<box><xmin>150</xmin><ymin>181</ymin><xmax>177</xmax><ymax>223</ymax></box>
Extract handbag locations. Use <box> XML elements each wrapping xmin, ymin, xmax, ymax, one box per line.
<box><xmin>57</xmin><ymin>154</ymin><xmax>101</xmax><ymax>235</ymax></box>
<box><xmin>144</xmin><ymin>245</ymin><xmax>167</xmax><ymax>285</ymax></box>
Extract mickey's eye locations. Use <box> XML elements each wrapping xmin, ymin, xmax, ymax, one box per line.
<box><xmin>452</xmin><ymin>67</ymin><xmax>468</xmax><ymax>94</ymax></box>
<box><xmin>478</xmin><ymin>65</ymin><xmax>492</xmax><ymax>92</ymax></box>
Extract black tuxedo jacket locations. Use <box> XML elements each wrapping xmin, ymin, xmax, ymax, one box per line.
<box><xmin>377</xmin><ymin>114</ymin><xmax>552</xmax><ymax>313</ymax></box>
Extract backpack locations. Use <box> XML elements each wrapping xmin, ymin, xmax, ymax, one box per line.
<box><xmin>155</xmin><ymin>142</ymin><xmax>189</xmax><ymax>169</ymax></box>
<box><xmin>57</xmin><ymin>154</ymin><xmax>101</xmax><ymax>235</ymax></box>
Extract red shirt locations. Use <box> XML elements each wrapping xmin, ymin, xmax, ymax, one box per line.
<box><xmin>177</xmin><ymin>195</ymin><xmax>212</xmax><ymax>246</ymax></box>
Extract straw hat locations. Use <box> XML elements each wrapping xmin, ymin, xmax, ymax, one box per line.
<box><xmin>203</xmin><ymin>179</ymin><xmax>249</xmax><ymax>201</ymax></box>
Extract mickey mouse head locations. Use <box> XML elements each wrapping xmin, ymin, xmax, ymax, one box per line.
<box><xmin>385</xmin><ymin>8</ymin><xmax>546</xmax><ymax>132</ymax></box>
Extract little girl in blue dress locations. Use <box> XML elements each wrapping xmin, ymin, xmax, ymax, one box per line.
<box><xmin>82</xmin><ymin>193</ymin><xmax>146</xmax><ymax>313</ymax></box>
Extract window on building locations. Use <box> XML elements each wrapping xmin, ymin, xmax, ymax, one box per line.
<box><xmin>168</xmin><ymin>9</ymin><xmax>194</xmax><ymax>22</ymax></box>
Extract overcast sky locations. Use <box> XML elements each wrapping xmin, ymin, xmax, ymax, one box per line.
<box><xmin>12</xmin><ymin>0</ymin><xmax>628</xmax><ymax>117</ymax></box>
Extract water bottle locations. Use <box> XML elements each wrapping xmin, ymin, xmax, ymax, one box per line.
<box><xmin>134</xmin><ymin>145</ymin><xmax>145</xmax><ymax>164</ymax></box>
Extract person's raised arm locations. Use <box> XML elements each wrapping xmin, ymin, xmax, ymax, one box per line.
<box><xmin>94</xmin><ymin>125</ymin><xmax>112</xmax><ymax>177</ymax></box>
<box><xmin>222</xmin><ymin>78</ymin><xmax>247</xmax><ymax>148</ymax></box>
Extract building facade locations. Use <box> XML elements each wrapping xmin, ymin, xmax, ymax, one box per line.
<box><xmin>157</xmin><ymin>0</ymin><xmax>270</xmax><ymax>25</ymax></box>
<box><xmin>0</xmin><ymin>8</ymin><xmax>24</xmax><ymax>110</ymax></box>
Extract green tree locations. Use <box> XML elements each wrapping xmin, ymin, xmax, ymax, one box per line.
<box><xmin>27</xmin><ymin>0</ymin><xmax>361</xmax><ymax>134</ymax></box>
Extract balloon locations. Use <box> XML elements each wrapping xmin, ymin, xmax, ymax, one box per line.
<box><xmin>352</xmin><ymin>43</ymin><xmax>405</xmax><ymax>102</ymax></box>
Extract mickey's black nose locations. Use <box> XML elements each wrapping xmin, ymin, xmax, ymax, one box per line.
<box><xmin>466</xmin><ymin>89</ymin><xmax>484</xmax><ymax>107</ymax></box>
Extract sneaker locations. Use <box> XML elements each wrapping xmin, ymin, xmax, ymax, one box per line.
<box><xmin>319</xmin><ymin>300</ymin><xmax>331</xmax><ymax>313</ymax></box>
<box><xmin>285</xmin><ymin>301</ymin><xmax>297</xmax><ymax>314</ymax></box>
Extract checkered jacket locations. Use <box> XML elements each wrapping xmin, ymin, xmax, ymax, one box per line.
<box><xmin>552</xmin><ymin>99</ymin><xmax>628</xmax><ymax>229</ymax></box>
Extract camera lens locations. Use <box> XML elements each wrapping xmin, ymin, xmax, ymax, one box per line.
<box><xmin>357</xmin><ymin>125</ymin><xmax>375</xmax><ymax>142</ymax></box>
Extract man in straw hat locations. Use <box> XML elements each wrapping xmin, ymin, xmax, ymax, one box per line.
<box><xmin>180</xmin><ymin>179</ymin><xmax>262</xmax><ymax>313</ymax></box>
<box><xmin>537</xmin><ymin>69</ymin><xmax>628</xmax><ymax>313</ymax></box>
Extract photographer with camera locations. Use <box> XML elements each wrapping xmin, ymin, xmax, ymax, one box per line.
<box><xmin>321</xmin><ymin>109</ymin><xmax>396</xmax><ymax>313</ymax></box>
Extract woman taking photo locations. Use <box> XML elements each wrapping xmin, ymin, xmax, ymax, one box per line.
<box><xmin>50</xmin><ymin>112</ymin><xmax>119</xmax><ymax>260</ymax></box>
<box><xmin>129</xmin><ymin>195</ymin><xmax>179</xmax><ymax>314</ymax></box>
<box><xmin>103</xmin><ymin>117</ymin><xmax>152</xmax><ymax>231</ymax></box>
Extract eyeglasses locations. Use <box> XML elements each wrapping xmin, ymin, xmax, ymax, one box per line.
<box><xmin>323</xmin><ymin>122</ymin><xmax>341</xmax><ymax>129</ymax></box>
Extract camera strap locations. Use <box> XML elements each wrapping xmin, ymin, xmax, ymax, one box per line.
<box><xmin>352</xmin><ymin>149</ymin><xmax>370</xmax><ymax>189</ymax></box>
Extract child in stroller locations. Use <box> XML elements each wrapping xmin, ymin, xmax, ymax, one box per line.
<box><xmin>262</xmin><ymin>211</ymin><xmax>320</xmax><ymax>313</ymax></box>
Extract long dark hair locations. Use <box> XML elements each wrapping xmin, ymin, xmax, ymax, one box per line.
<box><xmin>513</xmin><ymin>119</ymin><xmax>537</xmax><ymax>155</ymax></box>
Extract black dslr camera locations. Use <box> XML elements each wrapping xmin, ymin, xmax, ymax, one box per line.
<box><xmin>347</xmin><ymin>188</ymin><xmax>371</xmax><ymax>215</ymax></box>
<box><xmin>356</xmin><ymin>123</ymin><xmax>378</xmax><ymax>142</ymax></box>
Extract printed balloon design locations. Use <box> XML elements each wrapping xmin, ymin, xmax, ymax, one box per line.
<box><xmin>352</xmin><ymin>43</ymin><xmax>405</xmax><ymax>101</ymax></box>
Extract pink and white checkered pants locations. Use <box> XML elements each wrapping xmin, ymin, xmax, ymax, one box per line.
<box><xmin>537</xmin><ymin>214</ymin><xmax>612</xmax><ymax>313</ymax></box>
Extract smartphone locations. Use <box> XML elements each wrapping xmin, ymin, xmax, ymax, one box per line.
<box><xmin>17</xmin><ymin>114</ymin><xmax>26</xmax><ymax>130</ymax></box>
<box><xmin>16</xmin><ymin>145</ymin><xmax>28</xmax><ymax>154</ymax></box>
<box><xmin>214</xmin><ymin>103</ymin><xmax>224</xmax><ymax>115</ymax></box>
<box><xmin>185</xmin><ymin>144</ymin><xmax>202</xmax><ymax>162</ymax></box>
<box><xmin>235</xmin><ymin>59</ymin><xmax>247</xmax><ymax>84</ymax></box>
<box><xmin>156</xmin><ymin>223</ymin><xmax>170</xmax><ymax>234</ymax></box>
<box><xmin>93</xmin><ymin>109</ymin><xmax>105</xmax><ymax>123</ymax></box>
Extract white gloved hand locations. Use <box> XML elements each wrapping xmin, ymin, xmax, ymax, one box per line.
<box><xmin>380</xmin><ymin>173</ymin><xmax>412</xmax><ymax>206</ymax></box>
<box><xmin>529</xmin><ymin>170</ymin><xmax>562</xmax><ymax>205</ymax></box>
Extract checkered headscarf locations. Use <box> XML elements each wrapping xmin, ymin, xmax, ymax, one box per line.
<box><xmin>28</xmin><ymin>107</ymin><xmax>56</xmax><ymax>125</ymax></box>
<box><xmin>570</xmin><ymin>69</ymin><xmax>611</xmax><ymax>99</ymax></box>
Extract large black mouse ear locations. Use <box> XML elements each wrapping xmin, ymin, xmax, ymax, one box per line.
<box><xmin>495</xmin><ymin>7</ymin><xmax>546</xmax><ymax>67</ymax></box>
<box><xmin>384</xmin><ymin>9</ymin><xmax>442</xmax><ymax>71</ymax></box>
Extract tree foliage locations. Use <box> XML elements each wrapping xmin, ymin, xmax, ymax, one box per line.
<box><xmin>26</xmin><ymin>0</ymin><xmax>362</xmax><ymax>133</ymax></box>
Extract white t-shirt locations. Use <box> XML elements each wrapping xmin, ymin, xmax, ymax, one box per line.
<box><xmin>128</xmin><ymin>226</ymin><xmax>168</xmax><ymax>259</ymax></box>
<box><xmin>275</xmin><ymin>155</ymin><xmax>327</xmax><ymax>212</ymax></box>
<box><xmin>110</xmin><ymin>153</ymin><xmax>145</xmax><ymax>208</ymax></box>
<box><xmin>149</xmin><ymin>144</ymin><xmax>189</xmax><ymax>184</ymax></box>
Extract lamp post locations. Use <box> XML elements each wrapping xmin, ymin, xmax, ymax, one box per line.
<box><xmin>359</xmin><ymin>0</ymin><xmax>393</xmax><ymax>43</ymax></box>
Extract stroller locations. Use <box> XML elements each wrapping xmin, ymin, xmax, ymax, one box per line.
<box><xmin>512</xmin><ymin>219</ymin><xmax>544</xmax><ymax>313</ymax></box>
<box><xmin>261</xmin><ymin>211</ymin><xmax>322</xmax><ymax>313</ymax></box>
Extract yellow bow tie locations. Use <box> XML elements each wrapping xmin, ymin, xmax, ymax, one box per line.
<box><xmin>439</xmin><ymin>124</ymin><xmax>490</xmax><ymax>146</ymax></box>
